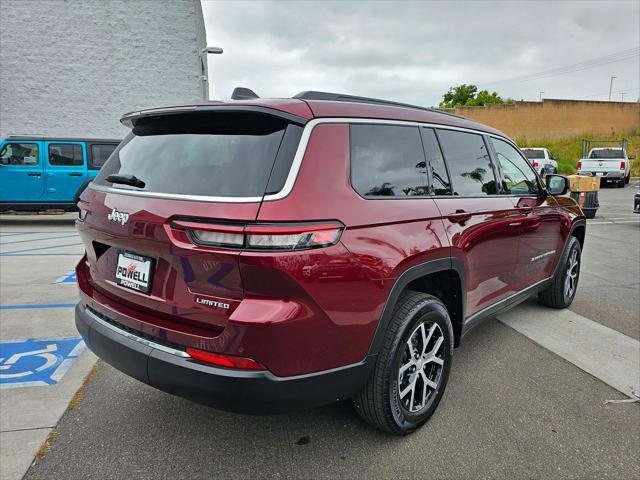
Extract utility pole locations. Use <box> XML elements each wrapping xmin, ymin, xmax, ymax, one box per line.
<box><xmin>608</xmin><ymin>76</ymin><xmax>616</xmax><ymax>101</ymax></box>
<box><xmin>621</xmin><ymin>92</ymin><xmax>625</xmax><ymax>102</ymax></box>
<box><xmin>539</xmin><ymin>91</ymin><xmax>544</xmax><ymax>101</ymax></box>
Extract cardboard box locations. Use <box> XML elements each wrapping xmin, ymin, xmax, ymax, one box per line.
<box><xmin>567</xmin><ymin>175</ymin><xmax>601</xmax><ymax>192</ymax></box>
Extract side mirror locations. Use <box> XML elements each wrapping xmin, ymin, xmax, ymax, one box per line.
<box><xmin>546</xmin><ymin>174</ymin><xmax>568</xmax><ymax>196</ymax></box>
<box><xmin>551</xmin><ymin>155</ymin><xmax>558</xmax><ymax>161</ymax></box>
<box><xmin>629</xmin><ymin>155</ymin><xmax>636</xmax><ymax>160</ymax></box>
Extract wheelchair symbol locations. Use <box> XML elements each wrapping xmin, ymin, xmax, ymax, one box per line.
<box><xmin>0</xmin><ymin>344</ymin><xmax>59</xmax><ymax>379</ymax></box>
<box><xmin>0</xmin><ymin>337</ymin><xmax>85</xmax><ymax>388</ymax></box>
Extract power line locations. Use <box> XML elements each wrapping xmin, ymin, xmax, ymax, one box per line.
<box><xmin>570</xmin><ymin>87</ymin><xmax>639</xmax><ymax>100</ymax></box>
<box><xmin>480</xmin><ymin>48</ymin><xmax>639</xmax><ymax>87</ymax></box>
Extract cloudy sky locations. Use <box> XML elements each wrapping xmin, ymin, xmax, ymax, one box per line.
<box><xmin>201</xmin><ymin>1</ymin><xmax>639</xmax><ymax>107</ymax></box>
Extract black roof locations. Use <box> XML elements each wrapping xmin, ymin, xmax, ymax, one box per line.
<box><xmin>5</xmin><ymin>136</ymin><xmax>121</xmax><ymax>143</ymax></box>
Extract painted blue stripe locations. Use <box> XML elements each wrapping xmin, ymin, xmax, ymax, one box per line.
<box><xmin>0</xmin><ymin>242</ymin><xmax>84</xmax><ymax>255</ymax></box>
<box><xmin>0</xmin><ymin>303</ymin><xmax>76</xmax><ymax>310</ymax></box>
<box><xmin>1</xmin><ymin>233</ymin><xmax>79</xmax><ymax>245</ymax></box>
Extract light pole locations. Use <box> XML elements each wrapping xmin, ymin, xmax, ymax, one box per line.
<box><xmin>621</xmin><ymin>92</ymin><xmax>625</xmax><ymax>102</ymax></box>
<box><xmin>539</xmin><ymin>91</ymin><xmax>544</xmax><ymax>101</ymax></box>
<box><xmin>199</xmin><ymin>46</ymin><xmax>224</xmax><ymax>100</ymax></box>
<box><xmin>608</xmin><ymin>76</ymin><xmax>616</xmax><ymax>101</ymax></box>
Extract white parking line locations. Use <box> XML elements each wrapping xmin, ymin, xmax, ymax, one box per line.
<box><xmin>589</xmin><ymin>220</ymin><xmax>639</xmax><ymax>225</ymax></box>
<box><xmin>498</xmin><ymin>303</ymin><xmax>640</xmax><ymax>398</ymax></box>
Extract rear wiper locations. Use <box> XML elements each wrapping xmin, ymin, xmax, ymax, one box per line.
<box><xmin>105</xmin><ymin>174</ymin><xmax>146</xmax><ymax>189</ymax></box>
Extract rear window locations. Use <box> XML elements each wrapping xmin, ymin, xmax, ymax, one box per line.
<box><xmin>89</xmin><ymin>143</ymin><xmax>118</xmax><ymax>169</ymax></box>
<box><xmin>589</xmin><ymin>149</ymin><xmax>623</xmax><ymax>159</ymax></box>
<box><xmin>93</xmin><ymin>113</ymin><xmax>295</xmax><ymax>198</ymax></box>
<box><xmin>522</xmin><ymin>149</ymin><xmax>545</xmax><ymax>160</ymax></box>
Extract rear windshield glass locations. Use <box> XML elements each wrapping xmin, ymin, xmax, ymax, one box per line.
<box><xmin>93</xmin><ymin>113</ymin><xmax>290</xmax><ymax>198</ymax></box>
<box><xmin>521</xmin><ymin>149</ymin><xmax>545</xmax><ymax>159</ymax></box>
<box><xmin>589</xmin><ymin>149</ymin><xmax>623</xmax><ymax>159</ymax></box>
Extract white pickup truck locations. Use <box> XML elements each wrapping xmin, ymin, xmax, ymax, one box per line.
<box><xmin>577</xmin><ymin>147</ymin><xmax>634</xmax><ymax>188</ymax></box>
<box><xmin>521</xmin><ymin>148</ymin><xmax>558</xmax><ymax>176</ymax></box>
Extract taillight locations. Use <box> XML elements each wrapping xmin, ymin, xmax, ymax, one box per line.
<box><xmin>186</xmin><ymin>348</ymin><xmax>265</xmax><ymax>370</ymax></box>
<box><xmin>577</xmin><ymin>161</ymin><xmax>582</xmax><ymax>170</ymax></box>
<box><xmin>171</xmin><ymin>220</ymin><xmax>344</xmax><ymax>251</ymax></box>
<box><xmin>533</xmin><ymin>162</ymin><xmax>539</xmax><ymax>168</ymax></box>
<box><xmin>620</xmin><ymin>162</ymin><xmax>626</xmax><ymax>170</ymax></box>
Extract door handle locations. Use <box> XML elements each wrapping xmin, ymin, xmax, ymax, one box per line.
<box><xmin>447</xmin><ymin>209</ymin><xmax>472</xmax><ymax>224</ymax></box>
<box><xmin>68</xmin><ymin>172</ymin><xmax>83</xmax><ymax>177</ymax></box>
<box><xmin>27</xmin><ymin>172</ymin><xmax>41</xmax><ymax>177</ymax></box>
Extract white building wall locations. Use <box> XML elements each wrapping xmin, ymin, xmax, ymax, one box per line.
<box><xmin>0</xmin><ymin>0</ymin><xmax>207</xmax><ymax>139</ymax></box>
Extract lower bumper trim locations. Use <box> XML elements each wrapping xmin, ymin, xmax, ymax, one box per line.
<box><xmin>75</xmin><ymin>302</ymin><xmax>375</xmax><ymax>414</ymax></box>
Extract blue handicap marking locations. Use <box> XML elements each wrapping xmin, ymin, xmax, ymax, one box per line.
<box><xmin>52</xmin><ymin>270</ymin><xmax>77</xmax><ymax>284</ymax></box>
<box><xmin>0</xmin><ymin>337</ymin><xmax>86</xmax><ymax>389</ymax></box>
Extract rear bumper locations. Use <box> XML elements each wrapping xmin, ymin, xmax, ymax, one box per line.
<box><xmin>76</xmin><ymin>302</ymin><xmax>375</xmax><ymax>414</ymax></box>
<box><xmin>577</xmin><ymin>171</ymin><xmax>625</xmax><ymax>180</ymax></box>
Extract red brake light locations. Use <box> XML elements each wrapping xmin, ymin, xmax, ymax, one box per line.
<box><xmin>620</xmin><ymin>162</ymin><xmax>625</xmax><ymax>170</ymax></box>
<box><xmin>186</xmin><ymin>348</ymin><xmax>265</xmax><ymax>370</ymax></box>
<box><xmin>533</xmin><ymin>162</ymin><xmax>539</xmax><ymax>168</ymax></box>
<box><xmin>171</xmin><ymin>220</ymin><xmax>344</xmax><ymax>251</ymax></box>
<box><xmin>577</xmin><ymin>161</ymin><xmax>582</xmax><ymax>170</ymax></box>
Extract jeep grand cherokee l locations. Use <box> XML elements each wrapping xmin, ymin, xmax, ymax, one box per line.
<box><xmin>74</xmin><ymin>91</ymin><xmax>585</xmax><ymax>435</ymax></box>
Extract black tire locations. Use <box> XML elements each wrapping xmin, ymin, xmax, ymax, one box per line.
<box><xmin>539</xmin><ymin>236</ymin><xmax>581</xmax><ymax>308</ymax></box>
<box><xmin>353</xmin><ymin>291</ymin><xmax>453</xmax><ymax>435</ymax></box>
<box><xmin>553</xmin><ymin>168</ymin><xmax>558</xmax><ymax>174</ymax></box>
<box><xmin>617</xmin><ymin>178</ymin><xmax>625</xmax><ymax>188</ymax></box>
<box><xmin>625</xmin><ymin>173</ymin><xmax>630</xmax><ymax>184</ymax></box>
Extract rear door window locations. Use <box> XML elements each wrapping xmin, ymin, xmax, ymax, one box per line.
<box><xmin>48</xmin><ymin>144</ymin><xmax>83</xmax><ymax>166</ymax></box>
<box><xmin>94</xmin><ymin>113</ymin><xmax>292</xmax><ymax>198</ymax></box>
<box><xmin>89</xmin><ymin>143</ymin><xmax>118</xmax><ymax>169</ymax></box>
<box><xmin>436</xmin><ymin>130</ymin><xmax>497</xmax><ymax>196</ymax></box>
<box><xmin>350</xmin><ymin>124</ymin><xmax>428</xmax><ymax>197</ymax></box>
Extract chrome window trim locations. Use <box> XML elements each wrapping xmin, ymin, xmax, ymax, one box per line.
<box><xmin>86</xmin><ymin>308</ymin><xmax>191</xmax><ymax>358</ymax></box>
<box><xmin>89</xmin><ymin>117</ymin><xmax>507</xmax><ymax>203</ymax></box>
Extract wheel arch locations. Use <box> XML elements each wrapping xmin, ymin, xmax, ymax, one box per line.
<box><xmin>367</xmin><ymin>258</ymin><xmax>466</xmax><ymax>356</ymax></box>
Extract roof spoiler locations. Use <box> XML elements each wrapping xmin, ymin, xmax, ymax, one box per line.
<box><xmin>231</xmin><ymin>87</ymin><xmax>260</xmax><ymax>100</ymax></box>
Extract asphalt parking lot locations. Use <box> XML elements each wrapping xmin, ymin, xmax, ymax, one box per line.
<box><xmin>1</xmin><ymin>184</ymin><xmax>639</xmax><ymax>480</ymax></box>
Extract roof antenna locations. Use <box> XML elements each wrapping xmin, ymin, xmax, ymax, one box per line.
<box><xmin>231</xmin><ymin>87</ymin><xmax>260</xmax><ymax>100</ymax></box>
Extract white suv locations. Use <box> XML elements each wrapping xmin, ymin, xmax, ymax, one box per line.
<box><xmin>521</xmin><ymin>148</ymin><xmax>558</xmax><ymax>176</ymax></box>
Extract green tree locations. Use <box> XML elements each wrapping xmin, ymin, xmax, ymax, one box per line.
<box><xmin>439</xmin><ymin>84</ymin><xmax>477</xmax><ymax>108</ymax></box>
<box><xmin>439</xmin><ymin>84</ymin><xmax>505</xmax><ymax>108</ymax></box>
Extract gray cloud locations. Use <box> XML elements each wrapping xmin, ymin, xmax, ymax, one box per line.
<box><xmin>201</xmin><ymin>0</ymin><xmax>640</xmax><ymax>106</ymax></box>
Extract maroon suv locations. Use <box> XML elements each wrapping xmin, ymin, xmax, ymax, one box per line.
<box><xmin>75</xmin><ymin>91</ymin><xmax>585</xmax><ymax>434</ymax></box>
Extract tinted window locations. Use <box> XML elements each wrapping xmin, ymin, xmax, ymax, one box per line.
<box><xmin>49</xmin><ymin>144</ymin><xmax>83</xmax><ymax>166</ymax></box>
<box><xmin>351</xmin><ymin>124</ymin><xmax>428</xmax><ymax>197</ymax></box>
<box><xmin>589</xmin><ymin>149</ymin><xmax>624</xmax><ymax>159</ymax></box>
<box><xmin>421</xmin><ymin>128</ymin><xmax>451</xmax><ymax>195</ymax></box>
<box><xmin>0</xmin><ymin>143</ymin><xmax>38</xmax><ymax>166</ymax></box>
<box><xmin>437</xmin><ymin>130</ymin><xmax>497</xmax><ymax>196</ymax></box>
<box><xmin>94</xmin><ymin>113</ymin><xmax>289</xmax><ymax>198</ymax></box>
<box><xmin>89</xmin><ymin>144</ymin><xmax>117</xmax><ymax>169</ymax></box>
<box><xmin>521</xmin><ymin>149</ymin><xmax>545</xmax><ymax>159</ymax></box>
<box><xmin>493</xmin><ymin>138</ymin><xmax>539</xmax><ymax>195</ymax></box>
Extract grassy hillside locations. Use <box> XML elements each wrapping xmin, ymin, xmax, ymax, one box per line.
<box><xmin>515</xmin><ymin>133</ymin><xmax>640</xmax><ymax>176</ymax></box>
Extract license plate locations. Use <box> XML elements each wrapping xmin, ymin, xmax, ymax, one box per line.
<box><xmin>115</xmin><ymin>251</ymin><xmax>154</xmax><ymax>294</ymax></box>
<box><xmin>596</xmin><ymin>172</ymin><xmax>604</xmax><ymax>176</ymax></box>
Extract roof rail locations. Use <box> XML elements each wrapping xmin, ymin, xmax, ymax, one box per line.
<box><xmin>293</xmin><ymin>91</ymin><xmax>464</xmax><ymax>118</ymax></box>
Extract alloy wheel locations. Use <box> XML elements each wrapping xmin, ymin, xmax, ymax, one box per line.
<box><xmin>564</xmin><ymin>248</ymin><xmax>579</xmax><ymax>299</ymax></box>
<box><xmin>397</xmin><ymin>321</ymin><xmax>445</xmax><ymax>413</ymax></box>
